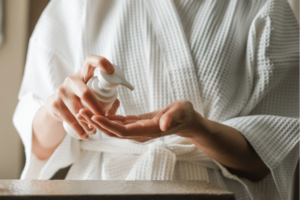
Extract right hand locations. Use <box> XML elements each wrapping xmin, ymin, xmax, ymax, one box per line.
<box><xmin>44</xmin><ymin>55</ymin><xmax>118</xmax><ymax>140</ymax></box>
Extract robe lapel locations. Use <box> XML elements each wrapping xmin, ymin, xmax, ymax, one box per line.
<box><xmin>145</xmin><ymin>0</ymin><xmax>204</xmax><ymax>115</ymax></box>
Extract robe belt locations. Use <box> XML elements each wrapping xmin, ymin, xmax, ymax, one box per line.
<box><xmin>80</xmin><ymin>139</ymin><xmax>219</xmax><ymax>180</ymax></box>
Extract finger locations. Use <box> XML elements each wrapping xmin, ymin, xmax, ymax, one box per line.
<box><xmin>106</xmin><ymin>115</ymin><xmax>139</xmax><ymax>123</ymax></box>
<box><xmin>126</xmin><ymin>118</ymin><xmax>161</xmax><ymax>136</ymax></box>
<box><xmin>107</xmin><ymin>99</ymin><xmax>120</xmax><ymax>116</ymax></box>
<box><xmin>138</xmin><ymin>110</ymin><xmax>161</xmax><ymax>120</ymax></box>
<box><xmin>59</xmin><ymin>88</ymin><xmax>83</xmax><ymax>117</ymax></box>
<box><xmin>106</xmin><ymin>115</ymin><xmax>126</xmax><ymax>121</ymax></box>
<box><xmin>78</xmin><ymin>119</ymin><xmax>96</xmax><ymax>135</ymax></box>
<box><xmin>78</xmin><ymin>108</ymin><xmax>97</xmax><ymax>127</ymax></box>
<box><xmin>78</xmin><ymin>108</ymin><xmax>94</xmax><ymax>121</ymax></box>
<box><xmin>93</xmin><ymin>124</ymin><xmax>119</xmax><ymax>138</ymax></box>
<box><xmin>52</xmin><ymin>99</ymin><xmax>89</xmax><ymax>140</ymax></box>
<box><xmin>92</xmin><ymin>115</ymin><xmax>161</xmax><ymax>138</ymax></box>
<box><xmin>79</xmin><ymin>109</ymin><xmax>119</xmax><ymax>138</ymax></box>
<box><xmin>159</xmin><ymin>103</ymin><xmax>187</xmax><ymax>131</ymax></box>
<box><xmin>132</xmin><ymin>138</ymin><xmax>153</xmax><ymax>143</ymax></box>
<box><xmin>91</xmin><ymin>115</ymin><xmax>125</xmax><ymax>137</ymax></box>
<box><xmin>124</xmin><ymin>115</ymin><xmax>141</xmax><ymax>124</ymax></box>
<box><xmin>89</xmin><ymin>118</ymin><xmax>120</xmax><ymax>138</ymax></box>
<box><xmin>76</xmin><ymin>113</ymin><xmax>96</xmax><ymax>135</ymax></box>
<box><xmin>82</xmin><ymin>55</ymin><xmax>115</xmax><ymax>83</ymax></box>
<box><xmin>65</xmin><ymin>77</ymin><xmax>104</xmax><ymax>115</ymax></box>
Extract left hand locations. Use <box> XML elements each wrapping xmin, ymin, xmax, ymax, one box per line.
<box><xmin>78</xmin><ymin>101</ymin><xmax>210</xmax><ymax>142</ymax></box>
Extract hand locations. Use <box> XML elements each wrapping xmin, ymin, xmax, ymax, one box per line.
<box><xmin>79</xmin><ymin>101</ymin><xmax>210</xmax><ymax>142</ymax></box>
<box><xmin>44</xmin><ymin>55</ymin><xmax>116</xmax><ymax>140</ymax></box>
<box><xmin>78</xmin><ymin>100</ymin><xmax>270</xmax><ymax>181</ymax></box>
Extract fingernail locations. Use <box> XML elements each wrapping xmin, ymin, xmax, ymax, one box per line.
<box><xmin>105</xmin><ymin>65</ymin><xmax>114</xmax><ymax>74</ymax></box>
<box><xmin>76</xmin><ymin>113</ymin><xmax>85</xmax><ymax>121</ymax></box>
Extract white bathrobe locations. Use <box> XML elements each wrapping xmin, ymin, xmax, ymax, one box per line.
<box><xmin>13</xmin><ymin>0</ymin><xmax>299</xmax><ymax>200</ymax></box>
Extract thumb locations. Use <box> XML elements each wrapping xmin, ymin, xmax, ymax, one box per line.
<box><xmin>159</xmin><ymin>104</ymin><xmax>186</xmax><ymax>131</ymax></box>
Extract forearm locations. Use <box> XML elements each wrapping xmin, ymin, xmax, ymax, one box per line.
<box><xmin>32</xmin><ymin>104</ymin><xmax>66</xmax><ymax>160</ymax></box>
<box><xmin>187</xmin><ymin>112</ymin><xmax>269</xmax><ymax>181</ymax></box>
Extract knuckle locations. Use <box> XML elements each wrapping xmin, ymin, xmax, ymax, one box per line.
<box><xmin>86</xmin><ymin>54</ymin><xmax>95</xmax><ymax>60</ymax></box>
<box><xmin>50</xmin><ymin>101</ymin><xmax>63</xmax><ymax>119</ymax></box>
<box><xmin>64</xmin><ymin>76</ymin><xmax>75</xmax><ymax>85</ymax></box>
<box><xmin>70</xmin><ymin>93</ymin><xmax>78</xmax><ymax>102</ymax></box>
<box><xmin>57</xmin><ymin>86</ymin><xmax>66</xmax><ymax>96</ymax></box>
<box><xmin>80</xmin><ymin>87</ymin><xmax>91</xmax><ymax>99</ymax></box>
<box><xmin>51</xmin><ymin>101</ymin><xmax>61</xmax><ymax>111</ymax></box>
<box><xmin>53</xmin><ymin>92</ymin><xmax>60</xmax><ymax>100</ymax></box>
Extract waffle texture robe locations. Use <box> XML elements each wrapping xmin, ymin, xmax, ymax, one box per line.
<box><xmin>13</xmin><ymin>0</ymin><xmax>299</xmax><ymax>200</ymax></box>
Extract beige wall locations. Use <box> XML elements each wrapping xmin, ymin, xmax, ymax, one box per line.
<box><xmin>0</xmin><ymin>0</ymin><xmax>29</xmax><ymax>179</ymax></box>
<box><xmin>0</xmin><ymin>0</ymin><xmax>49</xmax><ymax>179</ymax></box>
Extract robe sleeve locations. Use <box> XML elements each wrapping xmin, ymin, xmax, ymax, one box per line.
<box><xmin>13</xmin><ymin>0</ymin><xmax>87</xmax><ymax>179</ymax></box>
<box><xmin>216</xmin><ymin>0</ymin><xmax>299</xmax><ymax>199</ymax></box>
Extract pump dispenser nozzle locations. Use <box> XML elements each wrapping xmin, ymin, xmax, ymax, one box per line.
<box><xmin>97</xmin><ymin>64</ymin><xmax>134</xmax><ymax>91</ymax></box>
<box><xmin>87</xmin><ymin>64</ymin><xmax>134</xmax><ymax>104</ymax></box>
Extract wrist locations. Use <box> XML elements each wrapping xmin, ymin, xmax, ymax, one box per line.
<box><xmin>186</xmin><ymin>111</ymin><xmax>217</xmax><ymax>139</ymax></box>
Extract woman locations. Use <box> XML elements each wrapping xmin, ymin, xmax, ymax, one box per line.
<box><xmin>13</xmin><ymin>0</ymin><xmax>299</xmax><ymax>199</ymax></box>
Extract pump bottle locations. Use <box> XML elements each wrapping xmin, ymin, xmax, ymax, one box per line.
<box><xmin>63</xmin><ymin>64</ymin><xmax>134</xmax><ymax>139</ymax></box>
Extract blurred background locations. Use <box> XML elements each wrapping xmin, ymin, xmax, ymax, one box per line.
<box><xmin>0</xmin><ymin>0</ymin><xmax>50</xmax><ymax>179</ymax></box>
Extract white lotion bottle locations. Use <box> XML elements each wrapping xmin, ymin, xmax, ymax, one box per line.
<box><xmin>63</xmin><ymin>64</ymin><xmax>134</xmax><ymax>139</ymax></box>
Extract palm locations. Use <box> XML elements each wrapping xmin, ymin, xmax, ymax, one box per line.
<box><xmin>94</xmin><ymin>109</ymin><xmax>168</xmax><ymax>140</ymax></box>
<box><xmin>78</xmin><ymin>101</ymin><xmax>199</xmax><ymax>142</ymax></box>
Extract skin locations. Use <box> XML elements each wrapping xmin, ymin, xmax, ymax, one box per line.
<box><xmin>33</xmin><ymin>55</ymin><xmax>269</xmax><ymax>182</ymax></box>
<box><xmin>32</xmin><ymin>55</ymin><xmax>119</xmax><ymax>159</ymax></box>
